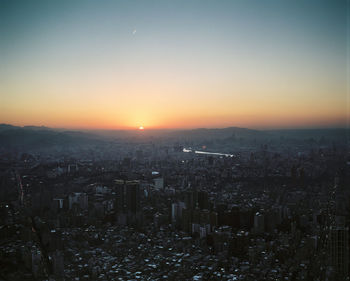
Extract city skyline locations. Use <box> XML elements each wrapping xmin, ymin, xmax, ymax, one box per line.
<box><xmin>1</xmin><ymin>0</ymin><xmax>349</xmax><ymax>130</ymax></box>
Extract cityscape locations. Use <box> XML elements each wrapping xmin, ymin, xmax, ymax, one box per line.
<box><xmin>0</xmin><ymin>126</ymin><xmax>349</xmax><ymax>280</ymax></box>
<box><xmin>1</xmin><ymin>0</ymin><xmax>349</xmax><ymax>280</ymax></box>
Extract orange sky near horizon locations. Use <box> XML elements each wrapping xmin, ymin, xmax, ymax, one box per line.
<box><xmin>1</xmin><ymin>0</ymin><xmax>348</xmax><ymax>130</ymax></box>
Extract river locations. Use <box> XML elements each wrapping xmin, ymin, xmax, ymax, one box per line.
<box><xmin>183</xmin><ymin>148</ymin><xmax>235</xmax><ymax>157</ymax></box>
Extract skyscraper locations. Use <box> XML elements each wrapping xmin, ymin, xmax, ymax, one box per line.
<box><xmin>115</xmin><ymin>179</ymin><xmax>140</xmax><ymax>215</ymax></box>
<box><xmin>328</xmin><ymin>217</ymin><xmax>349</xmax><ymax>278</ymax></box>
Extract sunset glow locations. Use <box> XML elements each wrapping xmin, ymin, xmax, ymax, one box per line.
<box><xmin>0</xmin><ymin>0</ymin><xmax>348</xmax><ymax>129</ymax></box>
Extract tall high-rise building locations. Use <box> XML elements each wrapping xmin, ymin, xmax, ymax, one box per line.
<box><xmin>171</xmin><ymin>202</ymin><xmax>185</xmax><ymax>223</ymax></box>
<box><xmin>198</xmin><ymin>191</ymin><xmax>209</xmax><ymax>210</ymax></box>
<box><xmin>126</xmin><ymin>180</ymin><xmax>140</xmax><ymax>214</ymax></box>
<box><xmin>328</xmin><ymin>217</ymin><xmax>349</xmax><ymax>278</ymax></box>
<box><xmin>185</xmin><ymin>190</ymin><xmax>198</xmax><ymax>209</ymax></box>
<box><xmin>115</xmin><ymin>179</ymin><xmax>140</xmax><ymax>215</ymax></box>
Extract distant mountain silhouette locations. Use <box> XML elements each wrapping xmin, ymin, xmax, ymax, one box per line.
<box><xmin>0</xmin><ymin>125</ymin><xmax>103</xmax><ymax>150</ymax></box>
<box><xmin>0</xmin><ymin>124</ymin><xmax>347</xmax><ymax>151</ymax></box>
<box><xmin>169</xmin><ymin>127</ymin><xmax>268</xmax><ymax>140</ymax></box>
<box><xmin>0</xmin><ymin>124</ymin><xmax>18</xmax><ymax>131</ymax></box>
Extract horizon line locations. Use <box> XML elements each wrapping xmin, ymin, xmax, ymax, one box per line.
<box><xmin>1</xmin><ymin>123</ymin><xmax>349</xmax><ymax>132</ymax></box>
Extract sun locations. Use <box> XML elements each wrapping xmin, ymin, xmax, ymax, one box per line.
<box><xmin>138</xmin><ymin>126</ymin><xmax>144</xmax><ymax>130</ymax></box>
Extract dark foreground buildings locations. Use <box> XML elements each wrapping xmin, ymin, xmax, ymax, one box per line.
<box><xmin>0</xmin><ymin>130</ymin><xmax>349</xmax><ymax>280</ymax></box>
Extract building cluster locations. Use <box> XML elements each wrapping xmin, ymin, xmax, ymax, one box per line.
<box><xmin>0</xmin><ymin>134</ymin><xmax>349</xmax><ymax>280</ymax></box>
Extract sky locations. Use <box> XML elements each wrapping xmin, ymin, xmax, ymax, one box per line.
<box><xmin>0</xmin><ymin>0</ymin><xmax>349</xmax><ymax>130</ymax></box>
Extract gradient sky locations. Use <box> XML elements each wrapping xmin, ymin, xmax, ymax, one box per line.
<box><xmin>0</xmin><ymin>0</ymin><xmax>348</xmax><ymax>129</ymax></box>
